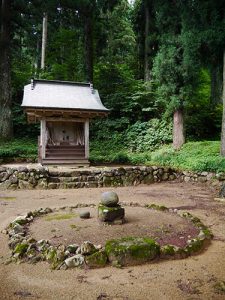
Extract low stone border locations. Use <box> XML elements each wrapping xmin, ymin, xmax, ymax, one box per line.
<box><xmin>2</xmin><ymin>203</ymin><xmax>213</xmax><ymax>269</ymax></box>
<box><xmin>0</xmin><ymin>165</ymin><xmax>222</xmax><ymax>190</ymax></box>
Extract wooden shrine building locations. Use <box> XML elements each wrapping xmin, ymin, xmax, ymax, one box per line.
<box><xmin>21</xmin><ymin>79</ymin><xmax>109</xmax><ymax>166</ymax></box>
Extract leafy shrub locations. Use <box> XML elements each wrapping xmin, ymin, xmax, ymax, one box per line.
<box><xmin>126</xmin><ymin>119</ymin><xmax>172</xmax><ymax>152</ymax></box>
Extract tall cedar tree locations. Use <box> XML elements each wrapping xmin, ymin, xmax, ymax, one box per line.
<box><xmin>0</xmin><ymin>0</ymin><xmax>12</xmax><ymax>140</ymax></box>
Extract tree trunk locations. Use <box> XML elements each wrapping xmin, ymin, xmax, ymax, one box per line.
<box><xmin>220</xmin><ymin>50</ymin><xmax>225</xmax><ymax>155</ymax></box>
<box><xmin>41</xmin><ymin>12</ymin><xmax>48</xmax><ymax>69</ymax></box>
<box><xmin>0</xmin><ymin>0</ymin><xmax>13</xmax><ymax>140</ymax></box>
<box><xmin>144</xmin><ymin>1</ymin><xmax>150</xmax><ymax>82</ymax></box>
<box><xmin>211</xmin><ymin>63</ymin><xmax>223</xmax><ymax>105</ymax></box>
<box><xmin>84</xmin><ymin>13</ymin><xmax>93</xmax><ymax>83</ymax></box>
<box><xmin>173</xmin><ymin>109</ymin><xmax>185</xmax><ymax>150</ymax></box>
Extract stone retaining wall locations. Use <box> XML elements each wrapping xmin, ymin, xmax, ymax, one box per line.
<box><xmin>0</xmin><ymin>165</ymin><xmax>223</xmax><ymax>190</ymax></box>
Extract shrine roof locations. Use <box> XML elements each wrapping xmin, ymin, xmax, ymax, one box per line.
<box><xmin>21</xmin><ymin>79</ymin><xmax>109</xmax><ymax>113</ymax></box>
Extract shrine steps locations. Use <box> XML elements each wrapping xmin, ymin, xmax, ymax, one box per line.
<box><xmin>41</xmin><ymin>158</ymin><xmax>89</xmax><ymax>166</ymax></box>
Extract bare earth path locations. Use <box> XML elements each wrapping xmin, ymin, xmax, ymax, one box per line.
<box><xmin>0</xmin><ymin>182</ymin><xmax>225</xmax><ymax>300</ymax></box>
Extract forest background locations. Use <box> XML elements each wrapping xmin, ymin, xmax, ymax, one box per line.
<box><xmin>0</xmin><ymin>0</ymin><xmax>225</xmax><ymax>172</ymax></box>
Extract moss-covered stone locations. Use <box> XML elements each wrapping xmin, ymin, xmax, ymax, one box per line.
<box><xmin>160</xmin><ymin>244</ymin><xmax>176</xmax><ymax>256</ymax></box>
<box><xmin>44</xmin><ymin>246</ymin><xmax>65</xmax><ymax>269</ymax></box>
<box><xmin>14</xmin><ymin>242</ymin><xmax>29</xmax><ymax>257</ymax></box>
<box><xmin>202</xmin><ymin>228</ymin><xmax>213</xmax><ymax>239</ymax></box>
<box><xmin>143</xmin><ymin>174</ymin><xmax>154</xmax><ymax>184</ymax></box>
<box><xmin>147</xmin><ymin>204</ymin><xmax>167</xmax><ymax>211</ymax></box>
<box><xmin>185</xmin><ymin>238</ymin><xmax>204</xmax><ymax>254</ymax></box>
<box><xmin>98</xmin><ymin>204</ymin><xmax>125</xmax><ymax>222</ymax></box>
<box><xmin>85</xmin><ymin>250</ymin><xmax>108</xmax><ymax>268</ymax></box>
<box><xmin>105</xmin><ymin>237</ymin><xmax>160</xmax><ymax>266</ymax></box>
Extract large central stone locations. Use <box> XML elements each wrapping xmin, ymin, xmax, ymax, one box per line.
<box><xmin>98</xmin><ymin>204</ymin><xmax>125</xmax><ymax>223</ymax></box>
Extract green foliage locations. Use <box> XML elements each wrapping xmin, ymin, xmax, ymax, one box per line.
<box><xmin>148</xmin><ymin>141</ymin><xmax>225</xmax><ymax>172</ymax></box>
<box><xmin>126</xmin><ymin>119</ymin><xmax>172</xmax><ymax>152</ymax></box>
<box><xmin>186</xmin><ymin>69</ymin><xmax>222</xmax><ymax>139</ymax></box>
<box><xmin>0</xmin><ymin>139</ymin><xmax>37</xmax><ymax>161</ymax></box>
<box><xmin>90</xmin><ymin>118</ymin><xmax>172</xmax><ymax>163</ymax></box>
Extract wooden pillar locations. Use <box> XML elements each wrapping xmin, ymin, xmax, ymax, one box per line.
<box><xmin>40</xmin><ymin>119</ymin><xmax>46</xmax><ymax>159</ymax></box>
<box><xmin>84</xmin><ymin>119</ymin><xmax>89</xmax><ymax>159</ymax></box>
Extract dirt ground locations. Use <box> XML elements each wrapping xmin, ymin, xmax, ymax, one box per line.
<box><xmin>0</xmin><ymin>181</ymin><xmax>225</xmax><ymax>300</ymax></box>
<box><xmin>30</xmin><ymin>207</ymin><xmax>199</xmax><ymax>248</ymax></box>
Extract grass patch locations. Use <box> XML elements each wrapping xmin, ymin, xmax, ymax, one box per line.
<box><xmin>0</xmin><ymin>197</ymin><xmax>16</xmax><ymax>201</ymax></box>
<box><xmin>45</xmin><ymin>213</ymin><xmax>77</xmax><ymax>221</ymax></box>
<box><xmin>147</xmin><ymin>141</ymin><xmax>225</xmax><ymax>172</ymax></box>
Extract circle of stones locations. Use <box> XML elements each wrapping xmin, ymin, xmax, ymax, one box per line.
<box><xmin>3</xmin><ymin>202</ymin><xmax>213</xmax><ymax>270</ymax></box>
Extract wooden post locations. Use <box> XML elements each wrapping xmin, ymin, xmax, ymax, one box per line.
<box><xmin>40</xmin><ymin>119</ymin><xmax>46</xmax><ymax>159</ymax></box>
<box><xmin>84</xmin><ymin>119</ymin><xmax>89</xmax><ymax>159</ymax></box>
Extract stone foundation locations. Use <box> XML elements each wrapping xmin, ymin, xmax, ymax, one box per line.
<box><xmin>0</xmin><ymin>165</ymin><xmax>222</xmax><ymax>190</ymax></box>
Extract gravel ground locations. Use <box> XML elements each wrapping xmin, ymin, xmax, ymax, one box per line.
<box><xmin>0</xmin><ymin>182</ymin><xmax>225</xmax><ymax>300</ymax></box>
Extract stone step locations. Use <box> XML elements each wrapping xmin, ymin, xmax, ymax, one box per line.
<box><xmin>46</xmin><ymin>149</ymin><xmax>85</xmax><ymax>153</ymax></box>
<box><xmin>48</xmin><ymin>175</ymin><xmax>97</xmax><ymax>183</ymax></box>
<box><xmin>47</xmin><ymin>145</ymin><xmax>84</xmax><ymax>149</ymax></box>
<box><xmin>42</xmin><ymin>159</ymin><xmax>89</xmax><ymax>166</ymax></box>
<box><xmin>45</xmin><ymin>154</ymin><xmax>85</xmax><ymax>158</ymax></box>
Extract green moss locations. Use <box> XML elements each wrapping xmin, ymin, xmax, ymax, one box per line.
<box><xmin>202</xmin><ymin>228</ymin><xmax>213</xmax><ymax>239</ymax></box>
<box><xmin>147</xmin><ymin>204</ymin><xmax>167</xmax><ymax>211</ymax></box>
<box><xmin>105</xmin><ymin>237</ymin><xmax>160</xmax><ymax>266</ymax></box>
<box><xmin>0</xmin><ymin>197</ymin><xmax>16</xmax><ymax>201</ymax></box>
<box><xmin>98</xmin><ymin>204</ymin><xmax>121</xmax><ymax>212</ymax></box>
<box><xmin>186</xmin><ymin>238</ymin><xmax>203</xmax><ymax>253</ymax></box>
<box><xmin>44</xmin><ymin>247</ymin><xmax>64</xmax><ymax>269</ymax></box>
<box><xmin>44</xmin><ymin>213</ymin><xmax>77</xmax><ymax>221</ymax></box>
<box><xmin>214</xmin><ymin>281</ymin><xmax>225</xmax><ymax>294</ymax></box>
<box><xmin>46</xmin><ymin>248</ymin><xmax>57</xmax><ymax>262</ymax></box>
<box><xmin>86</xmin><ymin>251</ymin><xmax>108</xmax><ymax>268</ymax></box>
<box><xmin>26</xmin><ymin>248</ymin><xmax>36</xmax><ymax>258</ymax></box>
<box><xmin>160</xmin><ymin>244</ymin><xmax>176</xmax><ymax>256</ymax></box>
<box><xmin>14</xmin><ymin>243</ymin><xmax>29</xmax><ymax>257</ymax></box>
<box><xmin>70</xmin><ymin>224</ymin><xmax>77</xmax><ymax>229</ymax></box>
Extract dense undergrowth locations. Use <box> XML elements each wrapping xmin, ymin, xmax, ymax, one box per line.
<box><xmin>0</xmin><ymin>139</ymin><xmax>37</xmax><ymax>162</ymax></box>
<box><xmin>0</xmin><ymin>138</ymin><xmax>225</xmax><ymax>173</ymax></box>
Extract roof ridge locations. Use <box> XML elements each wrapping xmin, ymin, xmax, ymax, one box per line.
<box><xmin>32</xmin><ymin>79</ymin><xmax>90</xmax><ymax>87</ymax></box>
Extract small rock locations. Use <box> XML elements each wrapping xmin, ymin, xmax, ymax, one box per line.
<box><xmin>12</xmin><ymin>215</ymin><xmax>29</xmax><ymax>225</ymax></box>
<box><xmin>76</xmin><ymin>247</ymin><xmax>81</xmax><ymax>254</ymax></box>
<box><xmin>12</xmin><ymin>223</ymin><xmax>24</xmax><ymax>234</ymax></box>
<box><xmin>36</xmin><ymin>239</ymin><xmax>49</xmax><ymax>252</ymax></box>
<box><xmin>198</xmin><ymin>231</ymin><xmax>205</xmax><ymax>240</ymax></box>
<box><xmin>80</xmin><ymin>241</ymin><xmax>97</xmax><ymax>255</ymax></box>
<box><xmin>60</xmin><ymin>263</ymin><xmax>68</xmax><ymax>270</ymax></box>
<box><xmin>66</xmin><ymin>244</ymin><xmax>79</xmax><ymax>254</ymax></box>
<box><xmin>79</xmin><ymin>211</ymin><xmax>90</xmax><ymax>219</ymax></box>
<box><xmin>101</xmin><ymin>191</ymin><xmax>119</xmax><ymax>207</ymax></box>
<box><xmin>64</xmin><ymin>254</ymin><xmax>85</xmax><ymax>268</ymax></box>
<box><xmin>95</xmin><ymin>244</ymin><xmax>102</xmax><ymax>250</ymax></box>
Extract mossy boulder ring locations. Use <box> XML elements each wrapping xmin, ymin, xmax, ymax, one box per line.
<box><xmin>101</xmin><ymin>191</ymin><xmax>119</xmax><ymax>207</ymax></box>
<box><xmin>98</xmin><ymin>204</ymin><xmax>125</xmax><ymax>223</ymax></box>
<box><xmin>79</xmin><ymin>211</ymin><xmax>90</xmax><ymax>219</ymax></box>
<box><xmin>105</xmin><ymin>237</ymin><xmax>160</xmax><ymax>266</ymax></box>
